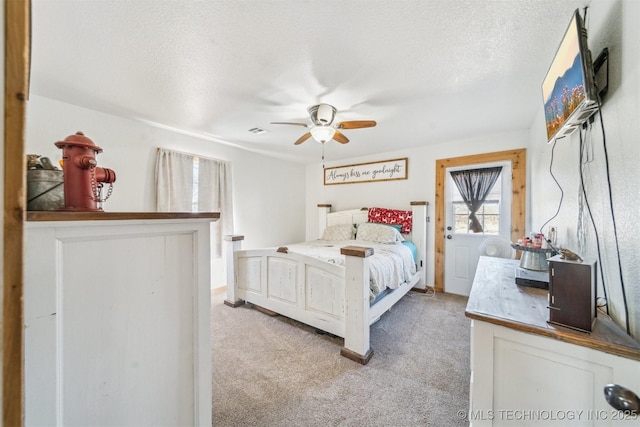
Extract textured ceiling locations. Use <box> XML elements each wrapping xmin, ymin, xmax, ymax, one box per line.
<box><xmin>30</xmin><ymin>0</ymin><xmax>588</xmax><ymax>163</ymax></box>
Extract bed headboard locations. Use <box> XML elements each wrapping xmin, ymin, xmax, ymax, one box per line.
<box><xmin>325</xmin><ymin>208</ymin><xmax>369</xmax><ymax>228</ymax></box>
<box><xmin>317</xmin><ymin>202</ymin><xmax>429</xmax><ymax>287</ymax></box>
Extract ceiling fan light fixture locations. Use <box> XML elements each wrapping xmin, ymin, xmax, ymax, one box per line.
<box><xmin>310</xmin><ymin>126</ymin><xmax>336</xmax><ymax>143</ymax></box>
<box><xmin>272</xmin><ymin>103</ymin><xmax>375</xmax><ymax>145</ymax></box>
<box><xmin>308</xmin><ymin>103</ymin><xmax>337</xmax><ymax>126</ymax></box>
<box><xmin>316</xmin><ymin>103</ymin><xmax>334</xmax><ymax>124</ymax></box>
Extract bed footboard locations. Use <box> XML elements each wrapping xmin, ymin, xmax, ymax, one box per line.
<box><xmin>224</xmin><ymin>236</ymin><xmax>375</xmax><ymax>363</ymax></box>
<box><xmin>223</xmin><ymin>235</ymin><xmax>245</xmax><ymax>308</ymax></box>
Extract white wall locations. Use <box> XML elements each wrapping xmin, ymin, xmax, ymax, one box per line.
<box><xmin>528</xmin><ymin>0</ymin><xmax>639</xmax><ymax>339</ymax></box>
<box><xmin>26</xmin><ymin>95</ymin><xmax>307</xmax><ymax>286</ymax></box>
<box><xmin>305</xmin><ymin>129</ymin><xmax>529</xmax><ymax>287</ymax></box>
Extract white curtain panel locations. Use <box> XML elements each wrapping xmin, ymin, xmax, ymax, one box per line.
<box><xmin>155</xmin><ymin>148</ymin><xmax>234</xmax><ymax>257</ymax></box>
<box><xmin>155</xmin><ymin>148</ymin><xmax>194</xmax><ymax>211</ymax></box>
<box><xmin>198</xmin><ymin>157</ymin><xmax>234</xmax><ymax>257</ymax></box>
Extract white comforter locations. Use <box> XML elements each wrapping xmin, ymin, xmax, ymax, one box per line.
<box><xmin>283</xmin><ymin>239</ymin><xmax>417</xmax><ymax>301</ymax></box>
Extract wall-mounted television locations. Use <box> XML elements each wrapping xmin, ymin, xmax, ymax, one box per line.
<box><xmin>542</xmin><ymin>9</ymin><xmax>599</xmax><ymax>143</ymax></box>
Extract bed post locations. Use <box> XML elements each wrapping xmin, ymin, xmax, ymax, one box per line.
<box><xmin>317</xmin><ymin>204</ymin><xmax>331</xmax><ymax>239</ymax></box>
<box><xmin>340</xmin><ymin>245</ymin><xmax>374</xmax><ymax>365</ymax></box>
<box><xmin>411</xmin><ymin>201</ymin><xmax>428</xmax><ymax>289</ymax></box>
<box><xmin>223</xmin><ymin>235</ymin><xmax>245</xmax><ymax>307</ymax></box>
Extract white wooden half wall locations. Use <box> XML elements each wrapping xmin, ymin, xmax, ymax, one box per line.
<box><xmin>24</xmin><ymin>212</ymin><xmax>217</xmax><ymax>426</ymax></box>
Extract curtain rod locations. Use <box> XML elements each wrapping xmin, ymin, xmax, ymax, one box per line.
<box><xmin>157</xmin><ymin>147</ymin><xmax>231</xmax><ymax>164</ymax></box>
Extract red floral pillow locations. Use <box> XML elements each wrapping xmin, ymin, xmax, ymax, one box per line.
<box><xmin>367</xmin><ymin>207</ymin><xmax>413</xmax><ymax>234</ymax></box>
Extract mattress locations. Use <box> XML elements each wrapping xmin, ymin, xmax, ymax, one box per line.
<box><xmin>283</xmin><ymin>239</ymin><xmax>417</xmax><ymax>301</ymax></box>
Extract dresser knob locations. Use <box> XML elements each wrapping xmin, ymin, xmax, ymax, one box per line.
<box><xmin>604</xmin><ymin>384</ymin><xmax>640</xmax><ymax>413</ymax></box>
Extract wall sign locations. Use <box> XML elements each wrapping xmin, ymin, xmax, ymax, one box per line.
<box><xmin>324</xmin><ymin>157</ymin><xmax>408</xmax><ymax>185</ymax></box>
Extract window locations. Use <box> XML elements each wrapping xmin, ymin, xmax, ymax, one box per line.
<box><xmin>453</xmin><ymin>200</ymin><xmax>500</xmax><ymax>234</ymax></box>
<box><xmin>451</xmin><ymin>172</ymin><xmax>502</xmax><ymax>235</ymax></box>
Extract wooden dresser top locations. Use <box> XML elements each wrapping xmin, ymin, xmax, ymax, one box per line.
<box><xmin>466</xmin><ymin>256</ymin><xmax>640</xmax><ymax>361</ymax></box>
<box><xmin>27</xmin><ymin>211</ymin><xmax>219</xmax><ymax>222</ymax></box>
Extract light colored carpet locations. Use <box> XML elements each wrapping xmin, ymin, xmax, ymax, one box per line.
<box><xmin>212</xmin><ymin>290</ymin><xmax>471</xmax><ymax>426</ymax></box>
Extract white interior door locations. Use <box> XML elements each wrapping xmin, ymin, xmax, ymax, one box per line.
<box><xmin>444</xmin><ymin>161</ymin><xmax>512</xmax><ymax>296</ymax></box>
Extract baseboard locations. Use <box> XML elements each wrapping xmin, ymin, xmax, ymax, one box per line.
<box><xmin>211</xmin><ymin>286</ymin><xmax>227</xmax><ymax>295</ymax></box>
<box><xmin>412</xmin><ymin>285</ymin><xmax>436</xmax><ymax>293</ymax></box>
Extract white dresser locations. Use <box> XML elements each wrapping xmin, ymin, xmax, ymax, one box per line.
<box><xmin>466</xmin><ymin>256</ymin><xmax>640</xmax><ymax>426</ymax></box>
<box><xmin>24</xmin><ymin>212</ymin><xmax>218</xmax><ymax>427</ymax></box>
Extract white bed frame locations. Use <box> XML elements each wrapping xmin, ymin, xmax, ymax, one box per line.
<box><xmin>224</xmin><ymin>201</ymin><xmax>428</xmax><ymax>364</ymax></box>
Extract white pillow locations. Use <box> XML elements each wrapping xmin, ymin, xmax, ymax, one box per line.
<box><xmin>356</xmin><ymin>222</ymin><xmax>404</xmax><ymax>243</ymax></box>
<box><xmin>322</xmin><ymin>224</ymin><xmax>356</xmax><ymax>241</ymax></box>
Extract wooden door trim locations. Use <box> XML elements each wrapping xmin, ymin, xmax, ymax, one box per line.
<box><xmin>4</xmin><ymin>0</ymin><xmax>30</xmax><ymax>425</ymax></box>
<box><xmin>434</xmin><ymin>149</ymin><xmax>526</xmax><ymax>293</ymax></box>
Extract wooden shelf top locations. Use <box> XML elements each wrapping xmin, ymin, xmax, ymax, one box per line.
<box><xmin>466</xmin><ymin>256</ymin><xmax>640</xmax><ymax>361</ymax></box>
<box><xmin>27</xmin><ymin>211</ymin><xmax>220</xmax><ymax>222</ymax></box>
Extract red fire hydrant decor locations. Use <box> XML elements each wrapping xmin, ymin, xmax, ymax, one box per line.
<box><xmin>55</xmin><ymin>131</ymin><xmax>116</xmax><ymax>211</ymax></box>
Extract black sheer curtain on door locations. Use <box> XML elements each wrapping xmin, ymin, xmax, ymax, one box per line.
<box><xmin>450</xmin><ymin>166</ymin><xmax>503</xmax><ymax>233</ymax></box>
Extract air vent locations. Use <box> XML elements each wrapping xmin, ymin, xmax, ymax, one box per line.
<box><xmin>248</xmin><ymin>127</ymin><xmax>268</xmax><ymax>135</ymax></box>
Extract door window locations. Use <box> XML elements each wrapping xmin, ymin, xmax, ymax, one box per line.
<box><xmin>450</xmin><ymin>173</ymin><xmax>502</xmax><ymax>235</ymax></box>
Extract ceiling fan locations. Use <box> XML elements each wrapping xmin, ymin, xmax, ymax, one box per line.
<box><xmin>271</xmin><ymin>103</ymin><xmax>377</xmax><ymax>145</ymax></box>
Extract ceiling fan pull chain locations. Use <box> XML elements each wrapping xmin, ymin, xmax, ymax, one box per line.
<box><xmin>322</xmin><ymin>142</ymin><xmax>325</xmax><ymax>169</ymax></box>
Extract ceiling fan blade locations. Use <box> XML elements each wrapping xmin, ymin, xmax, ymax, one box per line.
<box><xmin>333</xmin><ymin>131</ymin><xmax>349</xmax><ymax>144</ymax></box>
<box><xmin>271</xmin><ymin>122</ymin><xmax>309</xmax><ymax>127</ymax></box>
<box><xmin>336</xmin><ymin>120</ymin><xmax>377</xmax><ymax>130</ymax></box>
<box><xmin>294</xmin><ymin>132</ymin><xmax>312</xmax><ymax>145</ymax></box>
